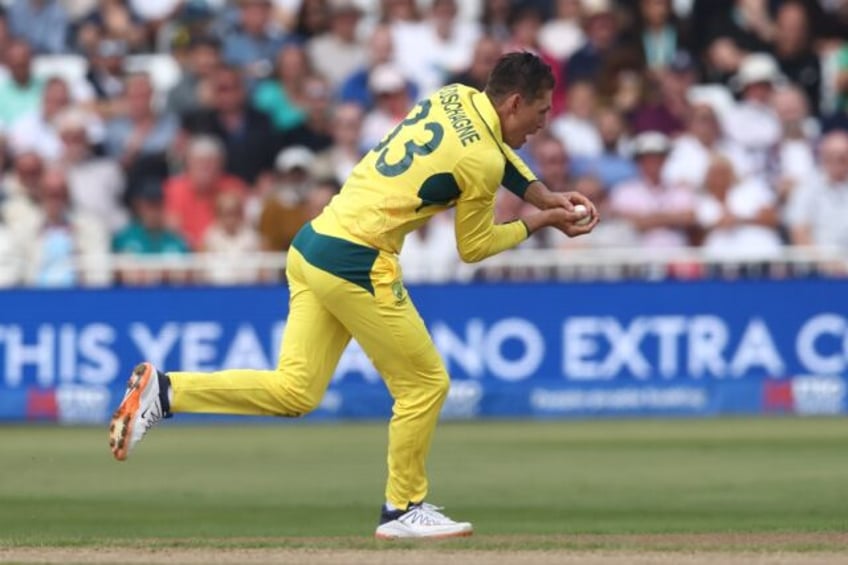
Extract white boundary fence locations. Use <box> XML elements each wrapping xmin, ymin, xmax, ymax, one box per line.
<box><xmin>2</xmin><ymin>246</ymin><xmax>846</xmax><ymax>287</ymax></box>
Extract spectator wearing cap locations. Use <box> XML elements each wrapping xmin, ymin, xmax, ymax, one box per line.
<box><xmin>338</xmin><ymin>23</ymin><xmax>418</xmax><ymax>111</ymax></box>
<box><xmin>0</xmin><ymin>40</ymin><xmax>45</xmax><ymax>126</ymax></box>
<box><xmin>103</xmin><ymin>73</ymin><xmax>179</xmax><ymax>172</ymax></box>
<box><xmin>695</xmin><ymin>154</ymin><xmax>783</xmax><ymax>265</ymax></box>
<box><xmin>360</xmin><ymin>63</ymin><xmax>413</xmax><ymax>150</ymax></box>
<box><xmin>222</xmin><ymin>0</ymin><xmax>289</xmax><ymax>83</ymax></box>
<box><xmin>252</xmin><ymin>43</ymin><xmax>311</xmax><ymax>132</ymax></box>
<box><xmin>163</xmin><ymin>135</ymin><xmax>248</xmax><ymax>250</ymax></box>
<box><xmin>786</xmin><ymin>131</ymin><xmax>848</xmax><ymax>256</ymax></box>
<box><xmin>182</xmin><ymin>65</ymin><xmax>280</xmax><ymax>184</ymax></box>
<box><xmin>201</xmin><ymin>191</ymin><xmax>263</xmax><ymax>286</ymax></box>
<box><xmin>113</xmin><ymin>179</ymin><xmax>191</xmax><ymax>286</ymax></box>
<box><xmin>307</xmin><ymin>0</ymin><xmax>367</xmax><ymax>89</ymax></box>
<box><xmin>446</xmin><ymin>35</ymin><xmax>502</xmax><ymax>93</ymax></box>
<box><xmin>570</xmin><ymin>107</ymin><xmax>638</xmax><ymax>190</ymax></box>
<box><xmin>771</xmin><ymin>1</ymin><xmax>821</xmax><ymax>116</ymax></box>
<box><xmin>538</xmin><ymin>0</ymin><xmax>585</xmax><ymax>62</ymax></box>
<box><xmin>609</xmin><ymin>131</ymin><xmax>696</xmax><ymax>249</ymax></box>
<box><xmin>257</xmin><ymin>145</ymin><xmax>315</xmax><ymax>251</ymax></box>
<box><xmin>311</xmin><ymin>102</ymin><xmax>365</xmax><ymax>185</ymax></box>
<box><xmin>56</xmin><ymin>108</ymin><xmax>128</xmax><ymax>235</ymax></box>
<box><xmin>662</xmin><ymin>101</ymin><xmax>752</xmax><ymax>191</ymax></box>
<box><xmin>166</xmin><ymin>36</ymin><xmax>223</xmax><ymax>117</ymax></box>
<box><xmin>391</xmin><ymin>0</ymin><xmax>481</xmax><ymax>97</ymax></box>
<box><xmin>7</xmin><ymin>0</ymin><xmax>68</xmax><ymax>54</ymax></box>
<box><xmin>550</xmin><ymin>80</ymin><xmax>602</xmax><ymax>159</ymax></box>
<box><xmin>22</xmin><ymin>167</ymin><xmax>111</xmax><ymax>287</ymax></box>
<box><xmin>725</xmin><ymin>53</ymin><xmax>782</xmax><ymax>175</ymax></box>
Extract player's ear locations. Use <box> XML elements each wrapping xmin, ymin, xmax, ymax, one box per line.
<box><xmin>505</xmin><ymin>92</ymin><xmax>522</xmax><ymax>114</ymax></box>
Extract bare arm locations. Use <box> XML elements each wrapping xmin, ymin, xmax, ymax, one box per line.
<box><xmin>790</xmin><ymin>225</ymin><xmax>813</xmax><ymax>246</ymax></box>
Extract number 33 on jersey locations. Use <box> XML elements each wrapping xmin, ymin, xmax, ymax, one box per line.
<box><xmin>317</xmin><ymin>83</ymin><xmax>537</xmax><ymax>260</ymax></box>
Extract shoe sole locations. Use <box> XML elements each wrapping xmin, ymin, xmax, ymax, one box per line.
<box><xmin>108</xmin><ymin>363</ymin><xmax>153</xmax><ymax>461</ymax></box>
<box><xmin>374</xmin><ymin>530</ymin><xmax>473</xmax><ymax>540</ymax></box>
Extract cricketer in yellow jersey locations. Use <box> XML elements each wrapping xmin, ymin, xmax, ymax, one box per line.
<box><xmin>108</xmin><ymin>52</ymin><xmax>599</xmax><ymax>540</ymax></box>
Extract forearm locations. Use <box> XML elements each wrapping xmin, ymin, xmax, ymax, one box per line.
<box><xmin>520</xmin><ymin>208</ymin><xmax>561</xmax><ymax>234</ymax></box>
<box><xmin>522</xmin><ymin>180</ymin><xmax>558</xmax><ymax>210</ymax></box>
<box><xmin>747</xmin><ymin>207</ymin><xmax>779</xmax><ymax>228</ymax></box>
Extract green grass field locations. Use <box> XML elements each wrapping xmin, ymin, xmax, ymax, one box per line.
<box><xmin>2</xmin><ymin>418</ymin><xmax>848</xmax><ymax>562</ymax></box>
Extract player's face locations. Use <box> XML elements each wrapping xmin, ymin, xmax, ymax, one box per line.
<box><xmin>503</xmin><ymin>89</ymin><xmax>552</xmax><ymax>149</ymax></box>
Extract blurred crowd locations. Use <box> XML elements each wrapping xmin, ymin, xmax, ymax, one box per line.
<box><xmin>0</xmin><ymin>0</ymin><xmax>847</xmax><ymax>287</ymax></box>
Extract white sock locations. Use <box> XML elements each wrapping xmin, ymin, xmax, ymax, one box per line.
<box><xmin>384</xmin><ymin>501</ymin><xmax>399</xmax><ymax>512</ymax></box>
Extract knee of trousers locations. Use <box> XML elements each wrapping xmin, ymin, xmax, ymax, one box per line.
<box><xmin>277</xmin><ymin>382</ymin><xmax>324</xmax><ymax>417</ymax></box>
<box><xmin>411</xmin><ymin>371</ymin><xmax>450</xmax><ymax>403</ymax></box>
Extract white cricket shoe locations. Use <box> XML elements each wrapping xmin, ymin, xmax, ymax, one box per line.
<box><xmin>375</xmin><ymin>503</ymin><xmax>473</xmax><ymax>539</ymax></box>
<box><xmin>109</xmin><ymin>362</ymin><xmax>166</xmax><ymax>461</ymax></box>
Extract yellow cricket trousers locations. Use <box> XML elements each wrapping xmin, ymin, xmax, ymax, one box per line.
<box><xmin>167</xmin><ymin>223</ymin><xmax>450</xmax><ymax>509</ymax></box>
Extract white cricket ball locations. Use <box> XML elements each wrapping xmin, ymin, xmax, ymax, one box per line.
<box><xmin>573</xmin><ymin>204</ymin><xmax>591</xmax><ymax>226</ymax></box>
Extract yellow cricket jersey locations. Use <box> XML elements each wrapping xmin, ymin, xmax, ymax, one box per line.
<box><xmin>310</xmin><ymin>83</ymin><xmax>536</xmax><ymax>263</ymax></box>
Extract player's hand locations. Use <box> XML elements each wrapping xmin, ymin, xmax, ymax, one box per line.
<box><xmin>548</xmin><ymin>192</ymin><xmax>600</xmax><ymax>237</ymax></box>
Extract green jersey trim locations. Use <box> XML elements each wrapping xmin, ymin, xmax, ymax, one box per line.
<box><xmin>469</xmin><ymin>94</ymin><xmax>531</xmax><ymax>199</ymax></box>
<box><xmin>292</xmin><ymin>222</ymin><xmax>379</xmax><ymax>295</ymax></box>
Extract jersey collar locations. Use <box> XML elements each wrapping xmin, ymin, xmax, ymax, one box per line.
<box><xmin>470</xmin><ymin>91</ymin><xmax>504</xmax><ymax>145</ymax></box>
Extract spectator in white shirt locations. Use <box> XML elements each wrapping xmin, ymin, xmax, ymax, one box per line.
<box><xmin>399</xmin><ymin>211</ymin><xmax>458</xmax><ymax>284</ymax></box>
<box><xmin>201</xmin><ymin>191</ymin><xmax>263</xmax><ymax>286</ymax></box>
<box><xmin>1</xmin><ymin>150</ymin><xmax>44</xmax><ymax>242</ymax></box>
<box><xmin>55</xmin><ymin>108</ymin><xmax>128</xmax><ymax>235</ymax></box>
<box><xmin>610</xmin><ymin>131</ymin><xmax>696</xmax><ymax>249</ymax></box>
<box><xmin>8</xmin><ymin>76</ymin><xmax>69</xmax><ymax>161</ymax></box>
<box><xmin>768</xmin><ymin>85</ymin><xmax>817</xmax><ymax>209</ymax></box>
<box><xmin>22</xmin><ymin>167</ymin><xmax>111</xmax><ymax>287</ymax></box>
<box><xmin>695</xmin><ymin>155</ymin><xmax>783</xmax><ymax>263</ymax></box>
<box><xmin>391</xmin><ymin>0</ymin><xmax>480</xmax><ymax>96</ymax></box>
<box><xmin>538</xmin><ymin>0</ymin><xmax>584</xmax><ymax>62</ymax></box>
<box><xmin>662</xmin><ymin>101</ymin><xmax>752</xmax><ymax>190</ymax></box>
<box><xmin>308</xmin><ymin>0</ymin><xmax>367</xmax><ymax>88</ymax></box>
<box><xmin>786</xmin><ymin>131</ymin><xmax>848</xmax><ymax>254</ymax></box>
<box><xmin>360</xmin><ymin>63</ymin><xmax>413</xmax><ymax>150</ymax></box>
<box><xmin>550</xmin><ymin>80</ymin><xmax>602</xmax><ymax>159</ymax></box>
<box><xmin>312</xmin><ymin>102</ymin><xmax>365</xmax><ymax>185</ymax></box>
<box><xmin>724</xmin><ymin>53</ymin><xmax>783</xmax><ymax>175</ymax></box>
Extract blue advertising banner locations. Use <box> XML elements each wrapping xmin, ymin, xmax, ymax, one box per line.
<box><xmin>0</xmin><ymin>279</ymin><xmax>846</xmax><ymax>423</ymax></box>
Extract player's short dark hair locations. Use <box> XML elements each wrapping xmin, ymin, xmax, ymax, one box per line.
<box><xmin>484</xmin><ymin>52</ymin><xmax>555</xmax><ymax>104</ymax></box>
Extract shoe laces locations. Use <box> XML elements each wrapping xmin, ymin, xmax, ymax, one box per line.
<box><xmin>402</xmin><ymin>503</ymin><xmax>457</xmax><ymax>526</ymax></box>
